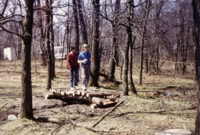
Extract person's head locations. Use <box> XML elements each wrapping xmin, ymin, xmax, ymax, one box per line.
<box><xmin>71</xmin><ymin>45</ymin><xmax>77</xmax><ymax>53</ymax></box>
<box><xmin>81</xmin><ymin>44</ymin><xmax>89</xmax><ymax>53</ymax></box>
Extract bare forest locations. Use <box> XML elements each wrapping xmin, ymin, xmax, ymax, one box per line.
<box><xmin>0</xmin><ymin>0</ymin><xmax>200</xmax><ymax>134</ymax></box>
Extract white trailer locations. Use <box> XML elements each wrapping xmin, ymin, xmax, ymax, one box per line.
<box><xmin>54</xmin><ymin>46</ymin><xmax>67</xmax><ymax>59</ymax></box>
<box><xmin>3</xmin><ymin>47</ymin><xmax>17</xmax><ymax>61</ymax></box>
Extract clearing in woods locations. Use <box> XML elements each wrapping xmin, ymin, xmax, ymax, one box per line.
<box><xmin>0</xmin><ymin>60</ymin><xmax>197</xmax><ymax>134</ymax></box>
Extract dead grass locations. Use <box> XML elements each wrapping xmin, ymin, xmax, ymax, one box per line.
<box><xmin>0</xmin><ymin>59</ymin><xmax>197</xmax><ymax>135</ymax></box>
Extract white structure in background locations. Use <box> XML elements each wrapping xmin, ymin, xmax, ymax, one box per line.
<box><xmin>54</xmin><ymin>46</ymin><xmax>67</xmax><ymax>59</ymax></box>
<box><xmin>3</xmin><ymin>47</ymin><xmax>17</xmax><ymax>61</ymax></box>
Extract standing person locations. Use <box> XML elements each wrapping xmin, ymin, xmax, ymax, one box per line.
<box><xmin>78</xmin><ymin>44</ymin><xmax>93</xmax><ymax>91</ymax></box>
<box><xmin>67</xmin><ymin>45</ymin><xmax>79</xmax><ymax>90</ymax></box>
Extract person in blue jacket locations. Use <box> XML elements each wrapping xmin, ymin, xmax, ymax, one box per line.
<box><xmin>78</xmin><ymin>44</ymin><xmax>93</xmax><ymax>91</ymax></box>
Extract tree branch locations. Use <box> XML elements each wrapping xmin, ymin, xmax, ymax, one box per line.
<box><xmin>1</xmin><ymin>0</ymin><xmax>9</xmax><ymax>16</ymax></box>
<box><xmin>0</xmin><ymin>25</ymin><xmax>23</xmax><ymax>38</ymax></box>
<box><xmin>92</xmin><ymin>100</ymin><xmax>124</xmax><ymax>128</ymax></box>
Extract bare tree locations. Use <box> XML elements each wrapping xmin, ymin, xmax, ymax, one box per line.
<box><xmin>20</xmin><ymin>0</ymin><xmax>34</xmax><ymax>119</ymax></box>
<box><xmin>50</xmin><ymin>0</ymin><xmax>56</xmax><ymax>79</ymax></box>
<box><xmin>72</xmin><ymin>0</ymin><xmax>80</xmax><ymax>52</ymax></box>
<box><xmin>36</xmin><ymin>0</ymin><xmax>47</xmax><ymax>66</ymax></box>
<box><xmin>193</xmin><ymin>0</ymin><xmax>200</xmax><ymax>133</ymax></box>
<box><xmin>89</xmin><ymin>0</ymin><xmax>100</xmax><ymax>87</ymax></box>
<box><xmin>46</xmin><ymin>0</ymin><xmax>52</xmax><ymax>89</ymax></box>
<box><xmin>108</xmin><ymin>0</ymin><xmax>120</xmax><ymax>80</ymax></box>
<box><xmin>77</xmin><ymin>0</ymin><xmax>88</xmax><ymax>44</ymax></box>
<box><xmin>139</xmin><ymin>0</ymin><xmax>151</xmax><ymax>85</ymax></box>
<box><xmin>0</xmin><ymin>0</ymin><xmax>34</xmax><ymax>119</ymax></box>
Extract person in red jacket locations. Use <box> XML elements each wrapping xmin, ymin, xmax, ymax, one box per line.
<box><xmin>67</xmin><ymin>45</ymin><xmax>79</xmax><ymax>90</ymax></box>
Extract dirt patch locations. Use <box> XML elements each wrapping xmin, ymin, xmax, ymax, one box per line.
<box><xmin>33</xmin><ymin>98</ymin><xmax>67</xmax><ymax>110</ymax></box>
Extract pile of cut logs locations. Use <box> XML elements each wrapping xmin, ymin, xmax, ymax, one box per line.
<box><xmin>45</xmin><ymin>89</ymin><xmax>120</xmax><ymax>109</ymax></box>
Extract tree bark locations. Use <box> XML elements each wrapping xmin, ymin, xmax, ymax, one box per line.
<box><xmin>193</xmin><ymin>0</ymin><xmax>200</xmax><ymax>134</ymax></box>
<box><xmin>20</xmin><ymin>0</ymin><xmax>34</xmax><ymax>119</ymax></box>
<box><xmin>108</xmin><ymin>25</ymin><xmax>117</xmax><ymax>80</ymax></box>
<box><xmin>89</xmin><ymin>0</ymin><xmax>100</xmax><ymax>87</ymax></box>
<box><xmin>122</xmin><ymin>29</ymin><xmax>129</xmax><ymax>95</ymax></box>
<box><xmin>108</xmin><ymin>0</ymin><xmax>120</xmax><ymax>80</ymax></box>
<box><xmin>50</xmin><ymin>0</ymin><xmax>55</xmax><ymax>79</ymax></box>
<box><xmin>139</xmin><ymin>0</ymin><xmax>150</xmax><ymax>85</ymax></box>
<box><xmin>77</xmin><ymin>0</ymin><xmax>88</xmax><ymax>44</ymax></box>
<box><xmin>46</xmin><ymin>0</ymin><xmax>52</xmax><ymax>90</ymax></box>
<box><xmin>37</xmin><ymin>0</ymin><xmax>47</xmax><ymax>66</ymax></box>
<box><xmin>129</xmin><ymin>36</ymin><xmax>137</xmax><ymax>95</ymax></box>
<box><xmin>72</xmin><ymin>0</ymin><xmax>80</xmax><ymax>53</ymax></box>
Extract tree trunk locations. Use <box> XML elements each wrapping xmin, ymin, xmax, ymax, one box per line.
<box><xmin>46</xmin><ymin>0</ymin><xmax>52</xmax><ymax>90</ymax></box>
<box><xmin>77</xmin><ymin>0</ymin><xmax>88</xmax><ymax>44</ymax></box>
<box><xmin>20</xmin><ymin>0</ymin><xmax>34</xmax><ymax>119</ymax></box>
<box><xmin>89</xmin><ymin>0</ymin><xmax>100</xmax><ymax>87</ymax></box>
<box><xmin>193</xmin><ymin>0</ymin><xmax>200</xmax><ymax>134</ymax></box>
<box><xmin>72</xmin><ymin>0</ymin><xmax>80</xmax><ymax>53</ymax></box>
<box><xmin>108</xmin><ymin>0</ymin><xmax>120</xmax><ymax>80</ymax></box>
<box><xmin>139</xmin><ymin>0</ymin><xmax>150</xmax><ymax>85</ymax></box>
<box><xmin>145</xmin><ymin>51</ymin><xmax>148</xmax><ymax>73</ymax></box>
<box><xmin>122</xmin><ymin>32</ymin><xmax>129</xmax><ymax>95</ymax></box>
<box><xmin>50</xmin><ymin>0</ymin><xmax>55</xmax><ymax>79</ymax></box>
<box><xmin>37</xmin><ymin>0</ymin><xmax>46</xmax><ymax>66</ymax></box>
<box><xmin>129</xmin><ymin>36</ymin><xmax>137</xmax><ymax>95</ymax></box>
<box><xmin>108</xmin><ymin>25</ymin><xmax>117</xmax><ymax>80</ymax></box>
<box><xmin>128</xmin><ymin>0</ymin><xmax>137</xmax><ymax>95</ymax></box>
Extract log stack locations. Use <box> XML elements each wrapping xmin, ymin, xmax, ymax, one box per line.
<box><xmin>45</xmin><ymin>88</ymin><xmax>120</xmax><ymax>108</ymax></box>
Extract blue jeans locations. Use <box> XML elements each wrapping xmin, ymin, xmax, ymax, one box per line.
<box><xmin>70</xmin><ymin>66</ymin><xmax>79</xmax><ymax>87</ymax></box>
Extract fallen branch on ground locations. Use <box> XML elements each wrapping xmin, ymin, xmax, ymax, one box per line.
<box><xmin>67</xmin><ymin>116</ymin><xmax>110</xmax><ymax>133</ymax></box>
<box><xmin>51</xmin><ymin>119</ymin><xmax>69</xmax><ymax>135</ymax></box>
<box><xmin>92</xmin><ymin>100</ymin><xmax>124</xmax><ymax>128</ymax></box>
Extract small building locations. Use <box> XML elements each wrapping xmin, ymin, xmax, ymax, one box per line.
<box><xmin>3</xmin><ymin>47</ymin><xmax>17</xmax><ymax>61</ymax></box>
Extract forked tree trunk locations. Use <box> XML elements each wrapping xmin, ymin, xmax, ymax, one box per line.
<box><xmin>77</xmin><ymin>0</ymin><xmax>88</xmax><ymax>44</ymax></box>
<box><xmin>72</xmin><ymin>0</ymin><xmax>80</xmax><ymax>53</ymax></box>
<box><xmin>122</xmin><ymin>0</ymin><xmax>137</xmax><ymax>95</ymax></box>
<box><xmin>128</xmin><ymin>0</ymin><xmax>137</xmax><ymax>95</ymax></box>
<box><xmin>90</xmin><ymin>0</ymin><xmax>100</xmax><ymax>87</ymax></box>
<box><xmin>20</xmin><ymin>0</ymin><xmax>34</xmax><ymax>119</ymax></box>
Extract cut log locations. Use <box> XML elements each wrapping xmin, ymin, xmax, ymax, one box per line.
<box><xmin>102</xmin><ymin>101</ymin><xmax>116</xmax><ymax>107</ymax></box>
<box><xmin>77</xmin><ymin>90</ymin><xmax>82</xmax><ymax>95</ymax></box>
<box><xmin>82</xmin><ymin>90</ymin><xmax>89</xmax><ymax>96</ymax></box>
<box><xmin>86</xmin><ymin>93</ymin><xmax>112</xmax><ymax>98</ymax></box>
<box><xmin>91</xmin><ymin>97</ymin><xmax>103</xmax><ymax>106</ymax></box>
<box><xmin>45</xmin><ymin>93</ymin><xmax>54</xmax><ymax>99</ymax></box>
<box><xmin>104</xmin><ymin>95</ymin><xmax>116</xmax><ymax>101</ymax></box>
<box><xmin>90</xmin><ymin>104</ymin><xmax>97</xmax><ymax>109</ymax></box>
<box><xmin>61</xmin><ymin>91</ymin><xmax>66</xmax><ymax>96</ymax></box>
<box><xmin>45</xmin><ymin>88</ymin><xmax>120</xmax><ymax>108</ymax></box>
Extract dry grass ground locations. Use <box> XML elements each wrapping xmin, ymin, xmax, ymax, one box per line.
<box><xmin>0</xmin><ymin>59</ymin><xmax>197</xmax><ymax>135</ymax></box>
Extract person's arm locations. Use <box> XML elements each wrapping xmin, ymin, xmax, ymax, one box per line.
<box><xmin>78</xmin><ymin>54</ymin><xmax>87</xmax><ymax>64</ymax></box>
<box><xmin>89</xmin><ymin>53</ymin><xmax>93</xmax><ymax>62</ymax></box>
<box><xmin>78</xmin><ymin>59</ymin><xmax>88</xmax><ymax>63</ymax></box>
<box><xmin>67</xmin><ymin>54</ymin><xmax>72</xmax><ymax>70</ymax></box>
